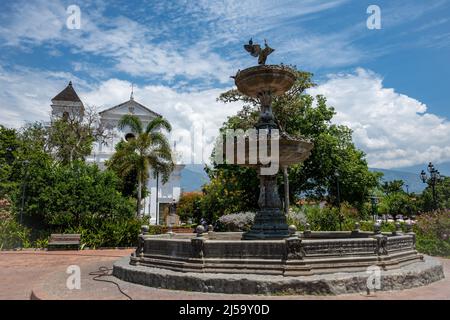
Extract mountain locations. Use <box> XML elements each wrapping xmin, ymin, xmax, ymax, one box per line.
<box><xmin>179</xmin><ymin>165</ymin><xmax>432</xmax><ymax>194</ymax></box>
<box><xmin>370</xmin><ymin>168</ymin><xmax>426</xmax><ymax>194</ymax></box>
<box><xmin>393</xmin><ymin>162</ymin><xmax>450</xmax><ymax>177</ymax></box>
<box><xmin>180</xmin><ymin>164</ymin><xmax>210</xmax><ymax>192</ymax></box>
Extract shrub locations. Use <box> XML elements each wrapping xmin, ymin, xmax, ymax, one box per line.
<box><xmin>0</xmin><ymin>219</ymin><xmax>31</xmax><ymax>249</ymax></box>
<box><xmin>287</xmin><ymin>206</ymin><xmax>307</xmax><ymax>228</ymax></box>
<box><xmin>65</xmin><ymin>217</ymin><xmax>157</xmax><ymax>249</ymax></box>
<box><xmin>177</xmin><ymin>192</ymin><xmax>203</xmax><ymax>223</ymax></box>
<box><xmin>414</xmin><ymin>210</ymin><xmax>450</xmax><ymax>257</ymax></box>
<box><xmin>216</xmin><ymin>212</ymin><xmax>255</xmax><ymax>231</ymax></box>
<box><xmin>303</xmin><ymin>205</ymin><xmax>341</xmax><ymax>231</ymax></box>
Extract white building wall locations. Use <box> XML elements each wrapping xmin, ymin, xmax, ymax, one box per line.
<box><xmin>84</xmin><ymin>100</ymin><xmax>184</xmax><ymax>225</ymax></box>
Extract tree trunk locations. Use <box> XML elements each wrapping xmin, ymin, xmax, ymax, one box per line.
<box><xmin>283</xmin><ymin>166</ymin><xmax>289</xmax><ymax>215</ymax></box>
<box><xmin>137</xmin><ymin>173</ymin><xmax>142</xmax><ymax>218</ymax></box>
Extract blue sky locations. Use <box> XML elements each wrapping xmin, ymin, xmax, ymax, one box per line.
<box><xmin>0</xmin><ymin>0</ymin><xmax>449</xmax><ymax>171</ymax></box>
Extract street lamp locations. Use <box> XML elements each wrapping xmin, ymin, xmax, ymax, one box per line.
<box><xmin>19</xmin><ymin>160</ymin><xmax>30</xmax><ymax>226</ymax></box>
<box><xmin>420</xmin><ymin>162</ymin><xmax>442</xmax><ymax>211</ymax></box>
<box><xmin>334</xmin><ymin>170</ymin><xmax>342</xmax><ymax>231</ymax></box>
<box><xmin>370</xmin><ymin>195</ymin><xmax>379</xmax><ymax>221</ymax></box>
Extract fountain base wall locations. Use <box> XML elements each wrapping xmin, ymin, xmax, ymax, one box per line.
<box><xmin>113</xmin><ymin>254</ymin><xmax>443</xmax><ymax>295</ymax></box>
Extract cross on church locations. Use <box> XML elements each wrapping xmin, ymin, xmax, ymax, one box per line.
<box><xmin>128</xmin><ymin>83</ymin><xmax>135</xmax><ymax>114</ymax></box>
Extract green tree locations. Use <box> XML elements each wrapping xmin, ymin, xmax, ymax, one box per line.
<box><xmin>47</xmin><ymin>107</ymin><xmax>110</xmax><ymax>165</ymax></box>
<box><xmin>419</xmin><ymin>176</ymin><xmax>450</xmax><ymax>211</ymax></box>
<box><xmin>216</xmin><ymin>68</ymin><xmax>380</xmax><ymax>213</ymax></box>
<box><xmin>177</xmin><ymin>192</ymin><xmax>203</xmax><ymax>223</ymax></box>
<box><xmin>108</xmin><ymin>115</ymin><xmax>174</xmax><ymax>217</ymax></box>
<box><xmin>378</xmin><ymin>192</ymin><xmax>416</xmax><ymax>217</ymax></box>
<box><xmin>0</xmin><ymin>125</ymin><xmax>19</xmax><ymax>198</ymax></box>
<box><xmin>201</xmin><ymin>165</ymin><xmax>259</xmax><ymax>222</ymax></box>
<box><xmin>41</xmin><ymin>161</ymin><xmax>135</xmax><ymax>228</ymax></box>
<box><xmin>381</xmin><ymin>180</ymin><xmax>405</xmax><ymax>195</ymax></box>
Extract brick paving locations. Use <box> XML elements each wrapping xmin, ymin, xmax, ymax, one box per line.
<box><xmin>0</xmin><ymin>250</ymin><xmax>448</xmax><ymax>300</ymax></box>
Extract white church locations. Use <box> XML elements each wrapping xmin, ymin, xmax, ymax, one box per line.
<box><xmin>50</xmin><ymin>81</ymin><xmax>184</xmax><ymax>225</ymax></box>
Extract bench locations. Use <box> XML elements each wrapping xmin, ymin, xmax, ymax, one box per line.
<box><xmin>48</xmin><ymin>234</ymin><xmax>81</xmax><ymax>251</ymax></box>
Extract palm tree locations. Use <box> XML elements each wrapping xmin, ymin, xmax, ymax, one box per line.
<box><xmin>109</xmin><ymin>115</ymin><xmax>174</xmax><ymax>217</ymax></box>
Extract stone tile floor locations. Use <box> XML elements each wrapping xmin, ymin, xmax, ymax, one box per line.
<box><xmin>0</xmin><ymin>250</ymin><xmax>448</xmax><ymax>300</ymax></box>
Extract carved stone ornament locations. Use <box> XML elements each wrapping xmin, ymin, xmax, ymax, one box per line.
<box><xmin>374</xmin><ymin>235</ymin><xmax>388</xmax><ymax>255</ymax></box>
<box><xmin>191</xmin><ymin>238</ymin><xmax>205</xmax><ymax>258</ymax></box>
<box><xmin>285</xmin><ymin>238</ymin><xmax>305</xmax><ymax>260</ymax></box>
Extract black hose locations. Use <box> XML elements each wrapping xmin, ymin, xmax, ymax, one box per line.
<box><xmin>89</xmin><ymin>266</ymin><xmax>132</xmax><ymax>300</ymax></box>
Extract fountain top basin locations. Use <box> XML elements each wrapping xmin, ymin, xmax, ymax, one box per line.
<box><xmin>234</xmin><ymin>65</ymin><xmax>297</xmax><ymax>97</ymax></box>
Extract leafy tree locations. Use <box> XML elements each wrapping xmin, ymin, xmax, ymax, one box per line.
<box><xmin>11</xmin><ymin>159</ymin><xmax>134</xmax><ymax>230</ymax></box>
<box><xmin>215</xmin><ymin>67</ymin><xmax>381</xmax><ymax>213</ymax></box>
<box><xmin>200</xmin><ymin>165</ymin><xmax>259</xmax><ymax>222</ymax></box>
<box><xmin>381</xmin><ymin>180</ymin><xmax>405</xmax><ymax>195</ymax></box>
<box><xmin>41</xmin><ymin>161</ymin><xmax>135</xmax><ymax>228</ymax></box>
<box><xmin>0</xmin><ymin>125</ymin><xmax>19</xmax><ymax>198</ymax></box>
<box><xmin>419</xmin><ymin>176</ymin><xmax>450</xmax><ymax>211</ymax></box>
<box><xmin>177</xmin><ymin>192</ymin><xmax>203</xmax><ymax>223</ymax></box>
<box><xmin>107</xmin><ymin>115</ymin><xmax>174</xmax><ymax>217</ymax></box>
<box><xmin>378</xmin><ymin>192</ymin><xmax>417</xmax><ymax>217</ymax></box>
<box><xmin>47</xmin><ymin>106</ymin><xmax>110</xmax><ymax>165</ymax></box>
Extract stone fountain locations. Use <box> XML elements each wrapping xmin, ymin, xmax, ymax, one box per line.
<box><xmin>232</xmin><ymin>41</ymin><xmax>313</xmax><ymax>240</ymax></box>
<box><xmin>112</xmin><ymin>40</ymin><xmax>444</xmax><ymax>295</ymax></box>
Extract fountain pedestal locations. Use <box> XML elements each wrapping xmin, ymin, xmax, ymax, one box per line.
<box><xmin>233</xmin><ymin>65</ymin><xmax>313</xmax><ymax>240</ymax></box>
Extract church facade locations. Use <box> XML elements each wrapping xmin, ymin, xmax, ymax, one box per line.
<box><xmin>50</xmin><ymin>82</ymin><xmax>184</xmax><ymax>225</ymax></box>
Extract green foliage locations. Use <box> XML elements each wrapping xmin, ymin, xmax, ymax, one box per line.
<box><xmin>108</xmin><ymin>115</ymin><xmax>174</xmax><ymax>216</ymax></box>
<box><xmin>414</xmin><ymin>211</ymin><xmax>450</xmax><ymax>257</ymax></box>
<box><xmin>378</xmin><ymin>192</ymin><xmax>417</xmax><ymax>217</ymax></box>
<box><xmin>302</xmin><ymin>205</ymin><xmax>342</xmax><ymax>231</ymax></box>
<box><xmin>66</xmin><ymin>217</ymin><xmax>147</xmax><ymax>249</ymax></box>
<box><xmin>215</xmin><ymin>67</ymin><xmax>381</xmax><ymax>215</ymax></box>
<box><xmin>381</xmin><ymin>180</ymin><xmax>405</xmax><ymax>195</ymax></box>
<box><xmin>0</xmin><ymin>217</ymin><xmax>31</xmax><ymax>249</ymax></box>
<box><xmin>419</xmin><ymin>177</ymin><xmax>450</xmax><ymax>211</ymax></box>
<box><xmin>0</xmin><ymin>201</ymin><xmax>31</xmax><ymax>249</ymax></box>
<box><xmin>48</xmin><ymin>118</ymin><xmax>95</xmax><ymax>165</ymax></box>
<box><xmin>177</xmin><ymin>192</ymin><xmax>204</xmax><ymax>222</ymax></box>
<box><xmin>0</xmin><ymin>125</ymin><xmax>19</xmax><ymax>198</ymax></box>
<box><xmin>200</xmin><ymin>165</ymin><xmax>259</xmax><ymax>223</ymax></box>
<box><xmin>10</xmin><ymin>160</ymin><xmax>135</xmax><ymax>230</ymax></box>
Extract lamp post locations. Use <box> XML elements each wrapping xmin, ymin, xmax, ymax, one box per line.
<box><xmin>370</xmin><ymin>195</ymin><xmax>379</xmax><ymax>222</ymax></box>
<box><xmin>334</xmin><ymin>170</ymin><xmax>342</xmax><ymax>231</ymax></box>
<box><xmin>420</xmin><ymin>162</ymin><xmax>442</xmax><ymax>211</ymax></box>
<box><xmin>19</xmin><ymin>160</ymin><xmax>30</xmax><ymax>226</ymax></box>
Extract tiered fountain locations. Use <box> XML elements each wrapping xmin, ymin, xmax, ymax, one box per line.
<box><xmin>113</xmin><ymin>40</ymin><xmax>444</xmax><ymax>295</ymax></box>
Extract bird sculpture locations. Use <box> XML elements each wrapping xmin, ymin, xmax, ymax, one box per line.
<box><xmin>244</xmin><ymin>38</ymin><xmax>275</xmax><ymax>65</ymax></box>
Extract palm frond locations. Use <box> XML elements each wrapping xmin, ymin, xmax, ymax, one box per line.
<box><xmin>118</xmin><ymin>114</ymin><xmax>143</xmax><ymax>134</ymax></box>
<box><xmin>145</xmin><ymin>117</ymin><xmax>172</xmax><ymax>134</ymax></box>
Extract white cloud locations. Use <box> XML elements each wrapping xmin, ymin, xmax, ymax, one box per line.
<box><xmin>0</xmin><ymin>0</ymin><xmax>234</xmax><ymax>84</ymax></box>
<box><xmin>0</xmin><ymin>65</ymin><xmax>83</xmax><ymax>127</ymax></box>
<box><xmin>2</xmin><ymin>66</ymin><xmax>450</xmax><ymax>169</ymax></box>
<box><xmin>0</xmin><ymin>67</ymin><xmax>241</xmax><ymax>165</ymax></box>
<box><xmin>308</xmin><ymin>68</ymin><xmax>450</xmax><ymax>169</ymax></box>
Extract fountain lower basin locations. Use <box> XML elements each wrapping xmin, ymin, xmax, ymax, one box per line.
<box><xmin>121</xmin><ymin>231</ymin><xmax>424</xmax><ymax>276</ymax></box>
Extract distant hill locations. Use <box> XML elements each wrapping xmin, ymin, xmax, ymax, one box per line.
<box><xmin>370</xmin><ymin>168</ymin><xmax>426</xmax><ymax>194</ymax></box>
<box><xmin>180</xmin><ymin>164</ymin><xmax>210</xmax><ymax>192</ymax></box>
<box><xmin>393</xmin><ymin>162</ymin><xmax>450</xmax><ymax>177</ymax></box>
<box><xmin>180</xmin><ymin>165</ymin><xmax>432</xmax><ymax>194</ymax></box>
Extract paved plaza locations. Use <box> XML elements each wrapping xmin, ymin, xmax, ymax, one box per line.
<box><xmin>0</xmin><ymin>250</ymin><xmax>448</xmax><ymax>300</ymax></box>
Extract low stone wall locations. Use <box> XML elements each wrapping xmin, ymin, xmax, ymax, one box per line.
<box><xmin>130</xmin><ymin>231</ymin><xmax>424</xmax><ymax>276</ymax></box>
<box><xmin>113</xmin><ymin>255</ymin><xmax>444</xmax><ymax>295</ymax></box>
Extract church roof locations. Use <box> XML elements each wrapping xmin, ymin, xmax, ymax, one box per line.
<box><xmin>99</xmin><ymin>98</ymin><xmax>162</xmax><ymax>118</ymax></box>
<box><xmin>51</xmin><ymin>81</ymin><xmax>82</xmax><ymax>103</ymax></box>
